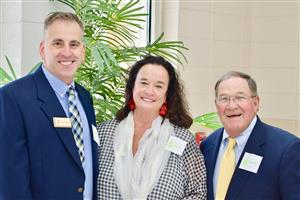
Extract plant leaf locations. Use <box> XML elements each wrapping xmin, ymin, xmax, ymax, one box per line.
<box><xmin>5</xmin><ymin>56</ymin><xmax>17</xmax><ymax>79</ymax></box>
<box><xmin>193</xmin><ymin>112</ymin><xmax>222</xmax><ymax>130</ymax></box>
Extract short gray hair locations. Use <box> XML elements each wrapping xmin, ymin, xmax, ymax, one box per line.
<box><xmin>44</xmin><ymin>12</ymin><xmax>84</xmax><ymax>31</ymax></box>
<box><xmin>214</xmin><ymin>71</ymin><xmax>258</xmax><ymax>97</ymax></box>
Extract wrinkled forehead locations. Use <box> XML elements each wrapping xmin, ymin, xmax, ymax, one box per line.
<box><xmin>217</xmin><ymin>77</ymin><xmax>251</xmax><ymax>96</ymax></box>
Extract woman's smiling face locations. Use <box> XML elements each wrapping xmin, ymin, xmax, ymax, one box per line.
<box><xmin>133</xmin><ymin>64</ymin><xmax>169</xmax><ymax>116</ymax></box>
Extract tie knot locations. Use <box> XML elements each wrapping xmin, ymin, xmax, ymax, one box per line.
<box><xmin>227</xmin><ymin>137</ymin><xmax>236</xmax><ymax>149</ymax></box>
<box><xmin>67</xmin><ymin>86</ymin><xmax>75</xmax><ymax>97</ymax></box>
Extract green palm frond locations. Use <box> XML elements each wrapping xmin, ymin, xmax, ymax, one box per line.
<box><xmin>5</xmin><ymin>56</ymin><xmax>17</xmax><ymax>80</ymax></box>
<box><xmin>0</xmin><ymin>57</ymin><xmax>42</xmax><ymax>86</ymax></box>
<box><xmin>0</xmin><ymin>68</ymin><xmax>13</xmax><ymax>85</ymax></box>
<box><xmin>193</xmin><ymin>112</ymin><xmax>222</xmax><ymax>130</ymax></box>
<box><xmin>0</xmin><ymin>56</ymin><xmax>16</xmax><ymax>86</ymax></box>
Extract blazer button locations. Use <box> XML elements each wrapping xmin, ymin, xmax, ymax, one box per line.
<box><xmin>77</xmin><ymin>187</ymin><xmax>84</xmax><ymax>193</ymax></box>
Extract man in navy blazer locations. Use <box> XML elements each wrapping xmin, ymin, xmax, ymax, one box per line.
<box><xmin>201</xmin><ymin>71</ymin><xmax>300</xmax><ymax>200</ymax></box>
<box><xmin>0</xmin><ymin>12</ymin><xmax>99</xmax><ymax>200</ymax></box>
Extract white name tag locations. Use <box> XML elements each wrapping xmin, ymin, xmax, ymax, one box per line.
<box><xmin>239</xmin><ymin>152</ymin><xmax>263</xmax><ymax>173</ymax></box>
<box><xmin>165</xmin><ymin>136</ymin><xmax>187</xmax><ymax>156</ymax></box>
<box><xmin>92</xmin><ymin>124</ymin><xmax>100</xmax><ymax>146</ymax></box>
<box><xmin>53</xmin><ymin>117</ymin><xmax>72</xmax><ymax>128</ymax></box>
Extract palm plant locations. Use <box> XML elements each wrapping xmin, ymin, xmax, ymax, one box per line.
<box><xmin>0</xmin><ymin>56</ymin><xmax>17</xmax><ymax>86</ymax></box>
<box><xmin>193</xmin><ymin>112</ymin><xmax>222</xmax><ymax>131</ymax></box>
<box><xmin>50</xmin><ymin>0</ymin><xmax>188</xmax><ymax>123</ymax></box>
<box><xmin>0</xmin><ymin>56</ymin><xmax>40</xmax><ymax>86</ymax></box>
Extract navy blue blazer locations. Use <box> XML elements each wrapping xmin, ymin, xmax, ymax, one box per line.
<box><xmin>0</xmin><ymin>67</ymin><xmax>99</xmax><ymax>200</ymax></box>
<box><xmin>201</xmin><ymin>117</ymin><xmax>300</xmax><ymax>200</ymax></box>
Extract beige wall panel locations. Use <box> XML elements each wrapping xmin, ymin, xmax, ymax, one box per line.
<box><xmin>160</xmin><ymin>7</ymin><xmax>179</xmax><ymax>40</ymax></box>
<box><xmin>252</xmin><ymin>16</ymin><xmax>298</xmax><ymax>42</ymax></box>
<box><xmin>181</xmin><ymin>66</ymin><xmax>211</xmax><ymax>95</ymax></box>
<box><xmin>161</xmin><ymin>0</ymin><xmax>179</xmax><ymax>10</ymax></box>
<box><xmin>178</xmin><ymin>9</ymin><xmax>211</xmax><ymax>39</ymax></box>
<box><xmin>180</xmin><ymin>0</ymin><xmax>211</xmax><ymax>12</ymax></box>
<box><xmin>171</xmin><ymin>0</ymin><xmax>299</xmax><ymax>136</ymax></box>
<box><xmin>251</xmin><ymin>42</ymin><xmax>298</xmax><ymax>68</ymax></box>
<box><xmin>186</xmin><ymin>93</ymin><xmax>216</xmax><ymax>117</ymax></box>
<box><xmin>259</xmin><ymin>94</ymin><xmax>299</xmax><ymax>119</ymax></box>
<box><xmin>213</xmin><ymin>14</ymin><xmax>248</xmax><ymax>42</ymax></box>
<box><xmin>299</xmin><ymin>63</ymin><xmax>300</xmax><ymax>93</ymax></box>
<box><xmin>298</xmin><ymin>94</ymin><xmax>300</xmax><ymax>135</ymax></box>
<box><xmin>252</xmin><ymin>2</ymin><xmax>298</xmax><ymax>17</ymax></box>
<box><xmin>212</xmin><ymin>1</ymin><xmax>250</xmax><ymax>16</ymax></box>
<box><xmin>253</xmin><ymin>68</ymin><xmax>298</xmax><ymax>94</ymax></box>
<box><xmin>262</xmin><ymin>117</ymin><xmax>299</xmax><ymax>135</ymax></box>
<box><xmin>212</xmin><ymin>41</ymin><xmax>251</xmax><ymax>67</ymax></box>
<box><xmin>211</xmin><ymin>67</ymin><xmax>252</xmax><ymax>79</ymax></box>
<box><xmin>181</xmin><ymin>38</ymin><xmax>211</xmax><ymax>66</ymax></box>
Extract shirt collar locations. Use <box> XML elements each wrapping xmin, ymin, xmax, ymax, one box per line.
<box><xmin>221</xmin><ymin>116</ymin><xmax>257</xmax><ymax>148</ymax></box>
<box><xmin>42</xmin><ymin>64</ymin><xmax>75</xmax><ymax>98</ymax></box>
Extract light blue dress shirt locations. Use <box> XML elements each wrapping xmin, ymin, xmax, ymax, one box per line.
<box><xmin>213</xmin><ymin>116</ymin><xmax>257</xmax><ymax>197</ymax></box>
<box><xmin>42</xmin><ymin>66</ymin><xmax>93</xmax><ymax>200</ymax></box>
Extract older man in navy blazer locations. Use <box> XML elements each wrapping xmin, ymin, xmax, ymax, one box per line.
<box><xmin>201</xmin><ymin>71</ymin><xmax>300</xmax><ymax>200</ymax></box>
<box><xmin>0</xmin><ymin>12</ymin><xmax>98</xmax><ymax>200</ymax></box>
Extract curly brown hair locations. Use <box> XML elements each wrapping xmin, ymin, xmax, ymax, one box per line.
<box><xmin>116</xmin><ymin>55</ymin><xmax>193</xmax><ymax>128</ymax></box>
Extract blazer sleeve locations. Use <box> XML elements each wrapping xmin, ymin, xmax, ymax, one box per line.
<box><xmin>182</xmin><ymin>137</ymin><xmax>207</xmax><ymax>200</ymax></box>
<box><xmin>279</xmin><ymin>137</ymin><xmax>300</xmax><ymax>200</ymax></box>
<box><xmin>0</xmin><ymin>87</ymin><xmax>33</xmax><ymax>200</ymax></box>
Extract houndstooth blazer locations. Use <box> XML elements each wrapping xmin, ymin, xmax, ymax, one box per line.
<box><xmin>97</xmin><ymin>119</ymin><xmax>207</xmax><ymax>200</ymax></box>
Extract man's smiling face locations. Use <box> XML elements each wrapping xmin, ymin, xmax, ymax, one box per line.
<box><xmin>215</xmin><ymin>77</ymin><xmax>259</xmax><ymax>137</ymax></box>
<box><xmin>39</xmin><ymin>20</ymin><xmax>85</xmax><ymax>85</ymax></box>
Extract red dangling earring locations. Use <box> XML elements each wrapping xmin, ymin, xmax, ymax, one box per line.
<box><xmin>129</xmin><ymin>98</ymin><xmax>136</xmax><ymax>110</ymax></box>
<box><xmin>159</xmin><ymin>102</ymin><xmax>167</xmax><ymax>117</ymax></box>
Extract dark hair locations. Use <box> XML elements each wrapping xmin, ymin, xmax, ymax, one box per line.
<box><xmin>44</xmin><ymin>12</ymin><xmax>84</xmax><ymax>32</ymax></box>
<box><xmin>215</xmin><ymin>71</ymin><xmax>258</xmax><ymax>97</ymax></box>
<box><xmin>116</xmin><ymin>55</ymin><xmax>193</xmax><ymax>128</ymax></box>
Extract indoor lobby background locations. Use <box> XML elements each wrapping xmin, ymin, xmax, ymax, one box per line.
<box><xmin>1</xmin><ymin>0</ymin><xmax>299</xmax><ymax>136</ymax></box>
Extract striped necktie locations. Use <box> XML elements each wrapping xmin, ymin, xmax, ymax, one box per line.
<box><xmin>67</xmin><ymin>86</ymin><xmax>85</xmax><ymax>167</ymax></box>
<box><xmin>216</xmin><ymin>137</ymin><xmax>236</xmax><ymax>199</ymax></box>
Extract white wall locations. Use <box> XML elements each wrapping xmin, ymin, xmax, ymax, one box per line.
<box><xmin>0</xmin><ymin>0</ymin><xmax>71</xmax><ymax>76</ymax></box>
<box><xmin>0</xmin><ymin>1</ymin><xmax>22</xmax><ymax>76</ymax></box>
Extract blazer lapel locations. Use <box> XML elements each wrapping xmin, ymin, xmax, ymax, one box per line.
<box><xmin>226</xmin><ymin>118</ymin><xmax>266</xmax><ymax>199</ymax></box>
<box><xmin>33</xmin><ymin>67</ymin><xmax>83</xmax><ymax>170</ymax></box>
<box><xmin>204</xmin><ymin>129</ymin><xmax>223</xmax><ymax>200</ymax></box>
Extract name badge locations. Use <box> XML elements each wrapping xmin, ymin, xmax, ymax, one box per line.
<box><xmin>239</xmin><ymin>152</ymin><xmax>263</xmax><ymax>173</ymax></box>
<box><xmin>92</xmin><ymin>124</ymin><xmax>100</xmax><ymax>146</ymax></box>
<box><xmin>53</xmin><ymin>117</ymin><xmax>72</xmax><ymax>128</ymax></box>
<box><xmin>165</xmin><ymin>136</ymin><xmax>187</xmax><ymax>156</ymax></box>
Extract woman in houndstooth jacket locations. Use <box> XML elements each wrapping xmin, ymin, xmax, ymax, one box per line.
<box><xmin>97</xmin><ymin>56</ymin><xmax>207</xmax><ymax>200</ymax></box>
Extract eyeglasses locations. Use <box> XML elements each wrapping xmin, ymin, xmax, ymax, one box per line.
<box><xmin>216</xmin><ymin>95</ymin><xmax>256</xmax><ymax>105</ymax></box>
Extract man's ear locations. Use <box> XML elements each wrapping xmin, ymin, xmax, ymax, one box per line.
<box><xmin>39</xmin><ymin>41</ymin><xmax>45</xmax><ymax>60</ymax></box>
<box><xmin>254</xmin><ymin>95</ymin><xmax>260</xmax><ymax>112</ymax></box>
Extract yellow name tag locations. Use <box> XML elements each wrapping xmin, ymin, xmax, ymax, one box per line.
<box><xmin>53</xmin><ymin>117</ymin><xmax>72</xmax><ymax>128</ymax></box>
